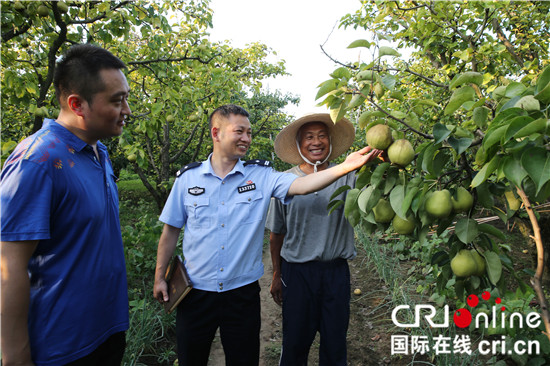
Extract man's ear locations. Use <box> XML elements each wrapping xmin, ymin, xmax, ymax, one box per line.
<box><xmin>211</xmin><ymin>126</ymin><xmax>220</xmax><ymax>142</ymax></box>
<box><xmin>67</xmin><ymin>94</ymin><xmax>86</xmax><ymax>116</ymax></box>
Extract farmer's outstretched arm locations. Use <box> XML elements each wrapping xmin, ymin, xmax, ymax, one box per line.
<box><xmin>288</xmin><ymin>146</ymin><xmax>380</xmax><ymax>196</ymax></box>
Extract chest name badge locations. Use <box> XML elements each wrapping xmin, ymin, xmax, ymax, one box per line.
<box><xmin>237</xmin><ymin>183</ymin><xmax>256</xmax><ymax>193</ymax></box>
<box><xmin>188</xmin><ymin>186</ymin><xmax>205</xmax><ymax>196</ymax></box>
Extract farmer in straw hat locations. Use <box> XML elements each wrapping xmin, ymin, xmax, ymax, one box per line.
<box><xmin>266</xmin><ymin>113</ymin><xmax>377</xmax><ymax>365</ymax></box>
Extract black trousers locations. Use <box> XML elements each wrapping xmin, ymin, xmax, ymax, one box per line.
<box><xmin>176</xmin><ymin>281</ymin><xmax>261</xmax><ymax>366</ymax></box>
<box><xmin>280</xmin><ymin>258</ymin><xmax>350</xmax><ymax>366</ymax></box>
<box><xmin>63</xmin><ymin>331</ymin><xmax>126</xmax><ymax>366</ymax></box>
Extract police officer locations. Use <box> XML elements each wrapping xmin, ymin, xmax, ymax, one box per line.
<box><xmin>153</xmin><ymin>104</ymin><xmax>379</xmax><ymax>366</ymax></box>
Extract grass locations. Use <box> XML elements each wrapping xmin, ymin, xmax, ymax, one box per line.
<box><xmin>118</xmin><ymin>176</ymin><xmax>176</xmax><ymax>366</ymax></box>
<box><xmin>355</xmin><ymin>228</ymin><xmax>483</xmax><ymax>365</ymax></box>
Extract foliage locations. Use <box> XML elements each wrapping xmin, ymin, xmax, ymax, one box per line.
<box><xmin>321</xmin><ymin>0</ymin><xmax>550</xmax><ymax>360</ymax></box>
<box><xmin>119</xmin><ymin>182</ymin><xmax>175</xmax><ymax>364</ymax></box>
<box><xmin>1</xmin><ymin>0</ymin><xmax>297</xmax><ymax>211</ymax></box>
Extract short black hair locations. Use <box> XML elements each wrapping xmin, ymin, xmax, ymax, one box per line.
<box><xmin>208</xmin><ymin>104</ymin><xmax>250</xmax><ymax>129</ymax></box>
<box><xmin>54</xmin><ymin>44</ymin><xmax>126</xmax><ymax>106</ymax></box>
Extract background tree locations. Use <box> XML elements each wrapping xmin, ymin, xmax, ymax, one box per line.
<box><xmin>318</xmin><ymin>0</ymin><xmax>550</xmax><ymax>354</ymax></box>
<box><xmin>1</xmin><ymin>0</ymin><xmax>297</xmax><ymax>210</ymax></box>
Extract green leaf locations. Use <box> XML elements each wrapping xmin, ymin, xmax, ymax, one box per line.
<box><xmin>502</xmin><ymin>155</ymin><xmax>528</xmax><ymax>188</ymax></box>
<box><xmin>356</xmin><ymin>70</ymin><xmax>375</xmax><ymax>81</ymax></box>
<box><xmin>347</xmin><ymin>39</ymin><xmax>372</xmax><ymax>49</ymax></box>
<box><xmin>344</xmin><ymin>188</ymin><xmax>361</xmax><ymax>219</ymax></box>
<box><xmin>347</xmin><ymin>94</ymin><xmax>366</xmax><ymax>110</ymax></box>
<box><xmin>402</xmin><ymin>186</ymin><xmax>420</xmax><ymax>215</ymax></box>
<box><xmin>505</xmin><ymin>82</ymin><xmax>527</xmax><ymax>98</ymax></box>
<box><xmin>151</xmin><ymin>102</ymin><xmax>163</xmax><ymax>115</ymax></box>
<box><xmin>521</xmin><ymin>147</ymin><xmax>550</xmax><ymax>195</ymax></box>
<box><xmin>315</xmin><ymin>79</ymin><xmax>338</xmax><ymax>100</ymax></box>
<box><xmin>485</xmin><ymin>251</ymin><xmax>502</xmax><ymax>285</ymax></box>
<box><xmin>329</xmin><ymin>102</ymin><xmax>347</xmax><ymax>123</ymax></box>
<box><xmin>355</xmin><ymin>169</ymin><xmax>372</xmax><ymax>190</ymax></box>
<box><xmin>330</xmin><ymin>67</ymin><xmax>352</xmax><ymax>80</ymax></box>
<box><xmin>378</xmin><ymin>46</ymin><xmax>401</xmax><ymax>57</ymax></box>
<box><xmin>478</xmin><ymin>223</ymin><xmax>506</xmax><ymax>241</ymax></box>
<box><xmin>535</xmin><ymin>65</ymin><xmax>550</xmax><ymax>94</ymax></box>
<box><xmin>358</xmin><ymin>185</ymin><xmax>382</xmax><ymax>213</ymax></box>
<box><xmin>471</xmin><ymin>155</ymin><xmax>501</xmax><ymax>188</ymax></box>
<box><xmin>329</xmin><ymin>185</ymin><xmax>351</xmax><ymax>201</ymax></box>
<box><xmin>449</xmin><ymin>71</ymin><xmax>484</xmax><ymax>89</ymax></box>
<box><xmin>431</xmin><ymin>251</ymin><xmax>450</xmax><ymax>266</ymax></box>
<box><xmin>432</xmin><ymin>150</ymin><xmax>450</xmax><ymax>176</ymax></box>
<box><xmin>444</xmin><ymin>86</ymin><xmax>476</xmax><ymax>115</ymax></box>
<box><xmin>503</xmin><ymin>116</ymin><xmax>534</xmax><ymax>141</ymax></box>
<box><xmin>417</xmin><ymin>99</ymin><xmax>440</xmax><ymax>108</ymax></box>
<box><xmin>383</xmin><ymin>167</ymin><xmax>398</xmax><ymax>195</ymax></box>
<box><xmin>514</xmin><ymin>118</ymin><xmax>548</xmax><ymax>139</ymax></box>
<box><xmin>514</xmin><ymin>95</ymin><xmax>540</xmax><ymax>111</ymax></box>
<box><xmin>483</xmin><ymin>125</ymin><xmax>507</xmax><ymax>151</ymax></box>
<box><xmin>327</xmin><ymin>200</ymin><xmax>344</xmax><ymax>215</ymax></box>
<box><xmin>371</xmin><ymin>162</ymin><xmax>390</xmax><ymax>188</ymax></box>
<box><xmin>455</xmin><ymin>218</ymin><xmax>478</xmax><ymax>244</ymax></box>
<box><xmin>534</xmin><ymin>65</ymin><xmax>550</xmax><ymax>102</ymax></box>
<box><xmin>433</xmin><ymin>123</ymin><xmax>451</xmax><ymax>144</ymax></box>
<box><xmin>473</xmin><ymin>106</ymin><xmax>490</xmax><ymax>128</ymax></box>
<box><xmin>389</xmin><ymin>184</ymin><xmax>406</xmax><ymax>219</ymax></box>
<box><xmin>448</xmin><ymin>136</ymin><xmax>472</xmax><ymax>155</ymax></box>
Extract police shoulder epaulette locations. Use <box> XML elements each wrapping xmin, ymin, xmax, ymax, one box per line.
<box><xmin>176</xmin><ymin>162</ymin><xmax>201</xmax><ymax>177</ymax></box>
<box><xmin>243</xmin><ymin>159</ymin><xmax>272</xmax><ymax>167</ymax></box>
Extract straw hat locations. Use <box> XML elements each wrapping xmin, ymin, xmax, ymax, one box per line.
<box><xmin>274</xmin><ymin>113</ymin><xmax>355</xmax><ymax>165</ymax></box>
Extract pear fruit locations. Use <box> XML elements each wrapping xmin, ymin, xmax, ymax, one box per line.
<box><xmin>387</xmin><ymin>139</ymin><xmax>415</xmax><ymax>167</ymax></box>
<box><xmin>504</xmin><ymin>190</ymin><xmax>521</xmax><ymax>211</ymax></box>
<box><xmin>392</xmin><ymin>214</ymin><xmax>415</xmax><ymax>235</ymax></box>
<box><xmin>373</xmin><ymin>198</ymin><xmax>395</xmax><ymax>223</ymax></box>
<box><xmin>451</xmin><ymin>249</ymin><xmax>477</xmax><ymax>277</ymax></box>
<box><xmin>37</xmin><ymin>4</ymin><xmax>49</xmax><ymax>17</ymax></box>
<box><xmin>366</xmin><ymin>124</ymin><xmax>393</xmax><ymax>150</ymax></box>
<box><xmin>451</xmin><ymin>249</ymin><xmax>485</xmax><ymax>277</ymax></box>
<box><xmin>425</xmin><ymin>189</ymin><xmax>453</xmax><ymax>219</ymax></box>
<box><xmin>57</xmin><ymin>1</ymin><xmax>69</xmax><ymax>13</ymax></box>
<box><xmin>470</xmin><ymin>250</ymin><xmax>486</xmax><ymax>277</ymax></box>
<box><xmin>451</xmin><ymin>187</ymin><xmax>474</xmax><ymax>213</ymax></box>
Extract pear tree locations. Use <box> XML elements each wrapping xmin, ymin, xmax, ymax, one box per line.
<box><xmin>321</xmin><ymin>0</ymin><xmax>550</xmax><ymax>344</ymax></box>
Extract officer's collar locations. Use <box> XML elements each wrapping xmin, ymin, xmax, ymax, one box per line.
<box><xmin>203</xmin><ymin>154</ymin><xmax>245</xmax><ymax>178</ymax></box>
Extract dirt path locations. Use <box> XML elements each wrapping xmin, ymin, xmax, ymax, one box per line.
<box><xmin>206</xmin><ymin>245</ymin><xmax>399</xmax><ymax>366</ymax></box>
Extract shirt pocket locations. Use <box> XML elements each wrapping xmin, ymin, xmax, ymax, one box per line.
<box><xmin>235</xmin><ymin>191</ymin><xmax>264</xmax><ymax>224</ymax></box>
<box><xmin>185</xmin><ymin>196</ymin><xmax>211</xmax><ymax>229</ymax></box>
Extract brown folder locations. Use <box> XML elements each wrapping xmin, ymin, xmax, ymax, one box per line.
<box><xmin>164</xmin><ymin>255</ymin><xmax>192</xmax><ymax>314</ymax></box>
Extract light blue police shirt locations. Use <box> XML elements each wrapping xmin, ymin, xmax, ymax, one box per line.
<box><xmin>159</xmin><ymin>155</ymin><xmax>297</xmax><ymax>292</ymax></box>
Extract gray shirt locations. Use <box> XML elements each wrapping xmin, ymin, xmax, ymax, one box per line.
<box><xmin>265</xmin><ymin>164</ymin><xmax>356</xmax><ymax>262</ymax></box>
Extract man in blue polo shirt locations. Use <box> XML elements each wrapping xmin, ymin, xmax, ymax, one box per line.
<box><xmin>1</xmin><ymin>44</ymin><xmax>131</xmax><ymax>365</ymax></box>
<box><xmin>153</xmin><ymin>104</ymin><xmax>380</xmax><ymax>366</ymax></box>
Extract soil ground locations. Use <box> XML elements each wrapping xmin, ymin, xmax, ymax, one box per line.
<box><xmin>206</xmin><ymin>242</ymin><xmax>402</xmax><ymax>366</ymax></box>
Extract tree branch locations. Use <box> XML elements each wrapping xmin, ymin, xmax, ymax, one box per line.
<box><xmin>360</xmin><ymin>93</ymin><xmax>434</xmax><ymax>139</ymax></box>
<box><xmin>491</xmin><ymin>18</ymin><xmax>524</xmax><ymax>67</ymax></box>
<box><xmin>516</xmin><ymin>188</ymin><xmax>550</xmax><ymax>343</ymax></box>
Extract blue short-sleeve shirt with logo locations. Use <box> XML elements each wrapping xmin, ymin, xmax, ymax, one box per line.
<box><xmin>159</xmin><ymin>156</ymin><xmax>297</xmax><ymax>292</ymax></box>
<box><xmin>0</xmin><ymin>119</ymin><xmax>129</xmax><ymax>365</ymax></box>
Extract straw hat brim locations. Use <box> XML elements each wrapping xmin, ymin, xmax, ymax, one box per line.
<box><xmin>274</xmin><ymin>113</ymin><xmax>355</xmax><ymax>165</ymax></box>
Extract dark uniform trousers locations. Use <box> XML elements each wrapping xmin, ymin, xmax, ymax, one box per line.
<box><xmin>176</xmin><ymin>281</ymin><xmax>261</xmax><ymax>366</ymax></box>
<box><xmin>280</xmin><ymin>258</ymin><xmax>350</xmax><ymax>366</ymax></box>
